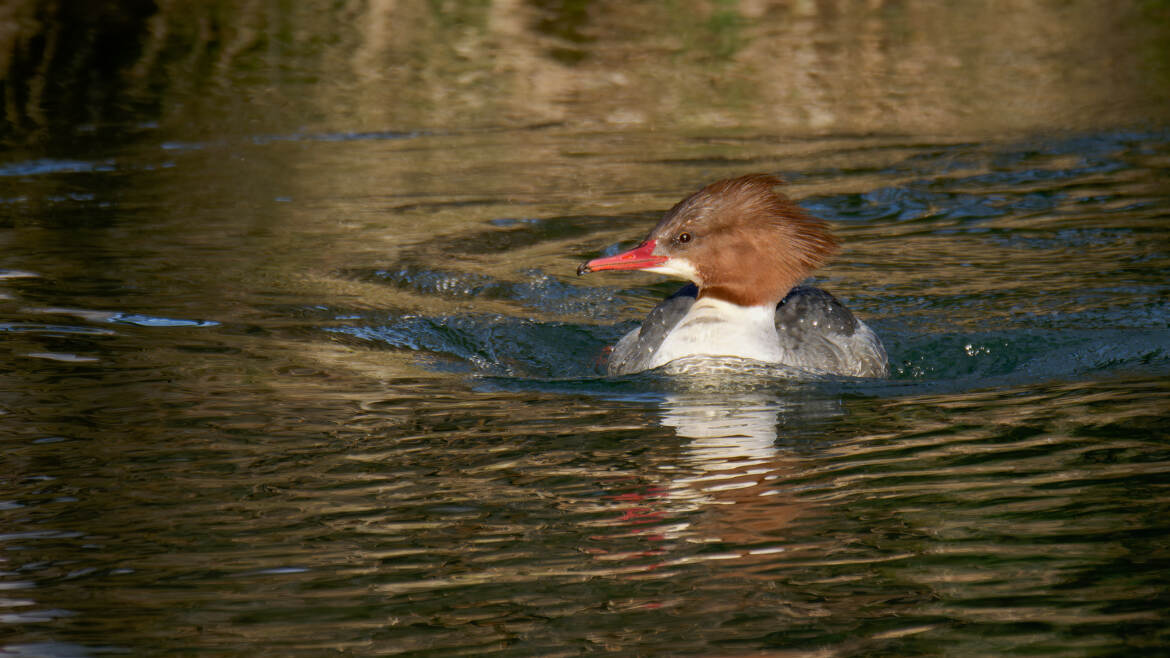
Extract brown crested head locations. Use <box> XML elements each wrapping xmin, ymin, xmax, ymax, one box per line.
<box><xmin>644</xmin><ymin>174</ymin><xmax>839</xmax><ymax>306</ymax></box>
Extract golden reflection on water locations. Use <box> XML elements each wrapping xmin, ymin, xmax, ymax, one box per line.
<box><xmin>2</xmin><ymin>0</ymin><xmax>1168</xmax><ymax>142</ymax></box>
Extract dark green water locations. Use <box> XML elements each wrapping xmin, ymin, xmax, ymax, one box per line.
<box><xmin>3</xmin><ymin>2</ymin><xmax>1170</xmax><ymax>656</ymax></box>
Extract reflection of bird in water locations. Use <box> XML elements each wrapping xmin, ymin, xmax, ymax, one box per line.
<box><xmin>592</xmin><ymin>387</ymin><xmax>843</xmax><ymax>572</ymax></box>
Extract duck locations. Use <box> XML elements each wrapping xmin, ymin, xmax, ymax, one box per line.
<box><xmin>577</xmin><ymin>174</ymin><xmax>888</xmax><ymax>378</ymax></box>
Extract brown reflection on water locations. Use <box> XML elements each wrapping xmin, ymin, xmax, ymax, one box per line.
<box><xmin>575</xmin><ymin>392</ymin><xmax>830</xmax><ymax>582</ymax></box>
<box><xmin>2</xmin><ymin>0</ymin><xmax>1168</xmax><ymax>143</ymax></box>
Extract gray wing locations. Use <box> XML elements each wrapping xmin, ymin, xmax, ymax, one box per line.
<box><xmin>607</xmin><ymin>284</ymin><xmax>888</xmax><ymax>378</ymax></box>
<box><xmin>774</xmin><ymin>286</ymin><xmax>889</xmax><ymax>378</ymax></box>
<box><xmin>608</xmin><ymin>284</ymin><xmax>699</xmax><ymax>376</ymax></box>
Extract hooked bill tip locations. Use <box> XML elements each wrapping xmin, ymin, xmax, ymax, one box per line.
<box><xmin>576</xmin><ymin>262</ymin><xmax>592</xmax><ymax>276</ymax></box>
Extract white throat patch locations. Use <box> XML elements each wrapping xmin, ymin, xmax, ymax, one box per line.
<box><xmin>644</xmin><ymin>258</ymin><xmax>700</xmax><ymax>282</ymax></box>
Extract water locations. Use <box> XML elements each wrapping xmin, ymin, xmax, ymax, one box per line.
<box><xmin>3</xmin><ymin>2</ymin><xmax>1170</xmax><ymax>656</ymax></box>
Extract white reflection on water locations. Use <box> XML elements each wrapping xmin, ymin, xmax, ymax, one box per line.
<box><xmin>581</xmin><ymin>386</ymin><xmax>848</xmax><ymax>574</ymax></box>
<box><xmin>660</xmin><ymin>387</ymin><xmax>842</xmax><ymax>465</ymax></box>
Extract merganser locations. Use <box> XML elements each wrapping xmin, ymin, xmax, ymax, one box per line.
<box><xmin>577</xmin><ymin>174</ymin><xmax>888</xmax><ymax>378</ymax></box>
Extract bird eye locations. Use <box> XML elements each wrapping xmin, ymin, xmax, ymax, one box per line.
<box><xmin>677</xmin><ymin>232</ymin><xmax>692</xmax><ymax>243</ymax></box>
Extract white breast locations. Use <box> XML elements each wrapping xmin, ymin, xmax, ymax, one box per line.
<box><xmin>645</xmin><ymin>297</ymin><xmax>787</xmax><ymax>370</ymax></box>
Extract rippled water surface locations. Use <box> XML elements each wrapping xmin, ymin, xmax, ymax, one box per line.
<box><xmin>3</xmin><ymin>2</ymin><xmax>1170</xmax><ymax>656</ymax></box>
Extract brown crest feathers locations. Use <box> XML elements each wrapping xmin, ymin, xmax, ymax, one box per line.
<box><xmin>660</xmin><ymin>174</ymin><xmax>838</xmax><ymax>306</ymax></box>
<box><xmin>706</xmin><ymin>173</ymin><xmax>837</xmax><ymax>269</ymax></box>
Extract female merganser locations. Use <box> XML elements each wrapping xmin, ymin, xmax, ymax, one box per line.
<box><xmin>577</xmin><ymin>174</ymin><xmax>888</xmax><ymax>378</ymax></box>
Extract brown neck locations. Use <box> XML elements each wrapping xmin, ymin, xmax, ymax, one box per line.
<box><xmin>694</xmin><ymin>235</ymin><xmax>810</xmax><ymax>307</ymax></box>
<box><xmin>697</xmin><ymin>277</ymin><xmax>799</xmax><ymax>308</ymax></box>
